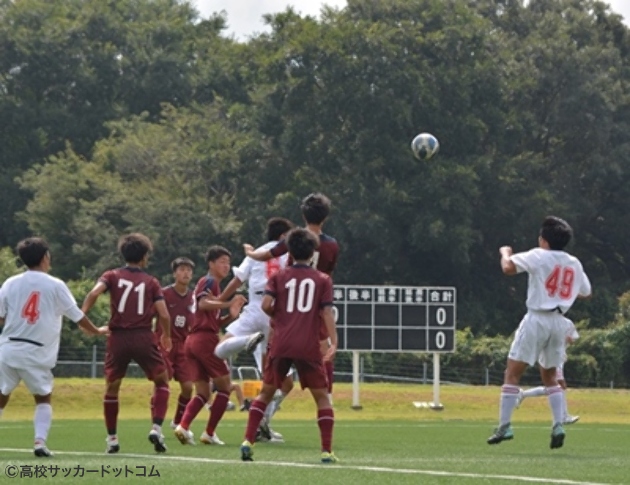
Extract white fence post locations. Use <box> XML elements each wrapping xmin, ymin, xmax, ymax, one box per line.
<box><xmin>351</xmin><ymin>350</ymin><xmax>362</xmax><ymax>410</ymax></box>
<box><xmin>91</xmin><ymin>345</ymin><xmax>97</xmax><ymax>378</ymax></box>
<box><xmin>430</xmin><ymin>353</ymin><xmax>444</xmax><ymax>410</ymax></box>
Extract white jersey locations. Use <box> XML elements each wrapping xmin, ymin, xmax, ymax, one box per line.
<box><xmin>232</xmin><ymin>241</ymin><xmax>288</xmax><ymax>300</ymax></box>
<box><xmin>0</xmin><ymin>271</ymin><xmax>84</xmax><ymax>369</ymax></box>
<box><xmin>510</xmin><ymin>248</ymin><xmax>591</xmax><ymax>314</ymax></box>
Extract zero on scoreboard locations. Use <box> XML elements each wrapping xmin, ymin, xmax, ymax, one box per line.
<box><xmin>333</xmin><ymin>286</ymin><xmax>456</xmax><ymax>353</ymax></box>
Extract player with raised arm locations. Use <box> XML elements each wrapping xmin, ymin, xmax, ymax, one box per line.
<box><xmin>174</xmin><ymin>246</ymin><xmax>246</xmax><ymax>446</ymax></box>
<box><xmin>240</xmin><ymin>228</ymin><xmax>338</xmax><ymax>463</ymax></box>
<box><xmin>515</xmin><ymin>320</ymin><xmax>581</xmax><ymax>424</ymax></box>
<box><xmin>215</xmin><ymin>217</ymin><xmax>294</xmax><ymax>371</ymax></box>
<box><xmin>157</xmin><ymin>257</ymin><xmax>196</xmax><ymax>430</ymax></box>
<box><xmin>487</xmin><ymin>216</ymin><xmax>591</xmax><ymax>449</ymax></box>
<box><xmin>82</xmin><ymin>233</ymin><xmax>172</xmax><ymax>454</ymax></box>
<box><xmin>244</xmin><ymin>194</ymin><xmax>339</xmax><ymax>439</ymax></box>
<box><xmin>0</xmin><ymin>238</ymin><xmax>107</xmax><ymax>457</ymax></box>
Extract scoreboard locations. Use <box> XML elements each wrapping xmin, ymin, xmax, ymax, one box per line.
<box><xmin>333</xmin><ymin>286</ymin><xmax>456</xmax><ymax>353</ymax></box>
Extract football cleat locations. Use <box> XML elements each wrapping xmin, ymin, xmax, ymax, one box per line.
<box><xmin>487</xmin><ymin>423</ymin><xmax>514</xmax><ymax>445</ymax></box>
<box><xmin>550</xmin><ymin>423</ymin><xmax>565</xmax><ymax>449</ymax></box>
<box><xmin>563</xmin><ymin>415</ymin><xmax>580</xmax><ymax>425</ymax></box>
<box><xmin>174</xmin><ymin>425</ymin><xmax>196</xmax><ymax>446</ymax></box>
<box><xmin>258</xmin><ymin>419</ymin><xmax>272</xmax><ymax>442</ymax></box>
<box><xmin>269</xmin><ymin>428</ymin><xmax>284</xmax><ymax>443</ymax></box>
<box><xmin>240</xmin><ymin>440</ymin><xmax>254</xmax><ymax>461</ymax></box>
<box><xmin>148</xmin><ymin>429</ymin><xmax>167</xmax><ymax>453</ymax></box>
<box><xmin>245</xmin><ymin>332</ymin><xmax>265</xmax><ymax>353</ymax></box>
<box><xmin>200</xmin><ymin>431</ymin><xmax>225</xmax><ymax>445</ymax></box>
<box><xmin>105</xmin><ymin>435</ymin><xmax>120</xmax><ymax>454</ymax></box>
<box><xmin>226</xmin><ymin>401</ymin><xmax>236</xmax><ymax>411</ymax></box>
<box><xmin>169</xmin><ymin>420</ymin><xmax>178</xmax><ymax>430</ymax></box>
<box><xmin>321</xmin><ymin>451</ymin><xmax>339</xmax><ymax>463</ymax></box>
<box><xmin>34</xmin><ymin>441</ymin><xmax>54</xmax><ymax>457</ymax></box>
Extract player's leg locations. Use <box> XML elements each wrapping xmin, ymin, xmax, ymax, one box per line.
<box><xmin>170</xmin><ymin>342</ymin><xmax>193</xmax><ymax>429</ymax></box>
<box><xmin>133</xmin><ymin>331</ymin><xmax>171</xmax><ymax>453</ymax></box>
<box><xmin>297</xmin><ymin>360</ymin><xmax>337</xmax><ymax>463</ymax></box>
<box><xmin>231</xmin><ymin>382</ymin><xmax>247</xmax><ymax>410</ymax></box>
<box><xmin>175</xmin><ymin>338</ymin><xmax>211</xmax><ymax>445</ymax></box>
<box><xmin>240</xmin><ymin>357</ymin><xmax>285</xmax><ymax>461</ymax></box>
<box><xmin>260</xmin><ymin>373</ymin><xmax>294</xmax><ymax>442</ymax></box>
<box><xmin>0</xmin><ymin>359</ymin><xmax>20</xmax><ymax>418</ymax></box>
<box><xmin>16</xmin><ymin>365</ymin><xmax>54</xmax><ymax>457</ymax></box>
<box><xmin>320</xmin><ymin>337</ymin><xmax>334</xmax><ymax>405</ymax></box>
<box><xmin>539</xmin><ymin>324</ymin><xmax>567</xmax><ymax>449</ymax></box>
<box><xmin>103</xmin><ymin>333</ymin><xmax>130</xmax><ymax>454</ymax></box>
<box><xmin>557</xmin><ymin>365</ymin><xmax>579</xmax><ymax>424</ymax></box>
<box><xmin>214</xmin><ymin>310</ymin><xmax>266</xmax><ymax>360</ymax></box>
<box><xmin>202</xmin><ymin>357</ymin><xmax>232</xmax><ymax>445</ymax></box>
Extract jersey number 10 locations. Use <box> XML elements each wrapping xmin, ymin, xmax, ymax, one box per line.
<box><xmin>285</xmin><ymin>278</ymin><xmax>315</xmax><ymax>313</ymax></box>
<box><xmin>545</xmin><ymin>266</ymin><xmax>574</xmax><ymax>299</ymax></box>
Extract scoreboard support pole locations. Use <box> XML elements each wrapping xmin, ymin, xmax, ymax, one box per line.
<box><xmin>430</xmin><ymin>353</ymin><xmax>444</xmax><ymax>410</ymax></box>
<box><xmin>351</xmin><ymin>350</ymin><xmax>362</xmax><ymax>410</ymax></box>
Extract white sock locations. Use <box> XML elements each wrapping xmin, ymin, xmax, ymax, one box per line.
<box><xmin>264</xmin><ymin>391</ymin><xmax>287</xmax><ymax>422</ymax></box>
<box><xmin>546</xmin><ymin>386</ymin><xmax>564</xmax><ymax>424</ymax></box>
<box><xmin>34</xmin><ymin>404</ymin><xmax>52</xmax><ymax>443</ymax></box>
<box><xmin>152</xmin><ymin>424</ymin><xmax>162</xmax><ymax>434</ymax></box>
<box><xmin>215</xmin><ymin>336</ymin><xmax>251</xmax><ymax>359</ymax></box>
<box><xmin>523</xmin><ymin>386</ymin><xmax>547</xmax><ymax>398</ymax></box>
<box><xmin>499</xmin><ymin>385</ymin><xmax>520</xmax><ymax>426</ymax></box>
<box><xmin>562</xmin><ymin>389</ymin><xmax>570</xmax><ymax>417</ymax></box>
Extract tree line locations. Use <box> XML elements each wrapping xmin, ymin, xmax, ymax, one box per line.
<box><xmin>1</xmin><ymin>0</ymin><xmax>630</xmax><ymax>380</ymax></box>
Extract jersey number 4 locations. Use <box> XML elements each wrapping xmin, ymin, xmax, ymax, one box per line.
<box><xmin>285</xmin><ymin>278</ymin><xmax>316</xmax><ymax>313</ymax></box>
<box><xmin>118</xmin><ymin>279</ymin><xmax>146</xmax><ymax>314</ymax></box>
<box><xmin>545</xmin><ymin>266</ymin><xmax>574</xmax><ymax>299</ymax></box>
<box><xmin>21</xmin><ymin>291</ymin><xmax>41</xmax><ymax>324</ymax></box>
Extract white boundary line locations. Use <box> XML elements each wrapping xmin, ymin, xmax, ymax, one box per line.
<box><xmin>0</xmin><ymin>448</ymin><xmax>617</xmax><ymax>485</ymax></box>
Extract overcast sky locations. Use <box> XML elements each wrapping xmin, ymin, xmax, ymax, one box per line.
<box><xmin>193</xmin><ymin>0</ymin><xmax>630</xmax><ymax>40</ymax></box>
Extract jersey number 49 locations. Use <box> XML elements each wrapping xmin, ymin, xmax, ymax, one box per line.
<box><xmin>545</xmin><ymin>266</ymin><xmax>574</xmax><ymax>299</ymax></box>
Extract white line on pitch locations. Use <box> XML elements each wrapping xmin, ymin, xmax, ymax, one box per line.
<box><xmin>0</xmin><ymin>448</ymin><xmax>617</xmax><ymax>485</ymax></box>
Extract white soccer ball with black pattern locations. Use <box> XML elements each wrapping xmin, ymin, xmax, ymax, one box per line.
<box><xmin>411</xmin><ymin>133</ymin><xmax>439</xmax><ymax>161</ymax></box>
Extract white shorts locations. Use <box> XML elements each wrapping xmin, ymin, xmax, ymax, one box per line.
<box><xmin>508</xmin><ymin>311</ymin><xmax>567</xmax><ymax>369</ymax></box>
<box><xmin>225</xmin><ymin>303</ymin><xmax>270</xmax><ymax>339</ymax></box>
<box><xmin>0</xmin><ymin>361</ymin><xmax>54</xmax><ymax>396</ymax></box>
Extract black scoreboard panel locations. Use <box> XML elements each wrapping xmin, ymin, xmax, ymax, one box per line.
<box><xmin>333</xmin><ymin>286</ymin><xmax>456</xmax><ymax>353</ymax></box>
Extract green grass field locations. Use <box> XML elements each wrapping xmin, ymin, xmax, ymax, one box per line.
<box><xmin>1</xmin><ymin>380</ymin><xmax>629</xmax><ymax>484</ymax></box>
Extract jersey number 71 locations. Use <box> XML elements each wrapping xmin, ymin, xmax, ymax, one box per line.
<box><xmin>545</xmin><ymin>266</ymin><xmax>574</xmax><ymax>299</ymax></box>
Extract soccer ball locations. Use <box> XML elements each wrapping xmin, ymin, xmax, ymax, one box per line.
<box><xmin>411</xmin><ymin>133</ymin><xmax>439</xmax><ymax>161</ymax></box>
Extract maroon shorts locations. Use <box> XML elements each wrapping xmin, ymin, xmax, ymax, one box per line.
<box><xmin>162</xmin><ymin>340</ymin><xmax>193</xmax><ymax>383</ymax></box>
<box><xmin>105</xmin><ymin>329</ymin><xmax>166</xmax><ymax>382</ymax></box>
<box><xmin>264</xmin><ymin>356</ymin><xmax>328</xmax><ymax>390</ymax></box>
<box><xmin>185</xmin><ymin>332</ymin><xmax>230</xmax><ymax>382</ymax></box>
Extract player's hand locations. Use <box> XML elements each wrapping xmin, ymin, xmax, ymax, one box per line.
<box><xmin>499</xmin><ymin>246</ymin><xmax>513</xmax><ymax>257</ymax></box>
<box><xmin>161</xmin><ymin>335</ymin><xmax>172</xmax><ymax>352</ymax></box>
<box><xmin>97</xmin><ymin>326</ymin><xmax>110</xmax><ymax>336</ymax></box>
<box><xmin>243</xmin><ymin>244</ymin><xmax>254</xmax><ymax>256</ymax></box>
<box><xmin>323</xmin><ymin>343</ymin><xmax>337</xmax><ymax>362</ymax></box>
<box><xmin>232</xmin><ymin>294</ymin><xmax>247</xmax><ymax>306</ymax></box>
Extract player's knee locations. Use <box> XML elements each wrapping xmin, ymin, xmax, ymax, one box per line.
<box><xmin>33</xmin><ymin>394</ymin><xmax>52</xmax><ymax>405</ymax></box>
<box><xmin>105</xmin><ymin>379</ymin><xmax>122</xmax><ymax>395</ymax></box>
<box><xmin>180</xmin><ymin>381</ymin><xmax>193</xmax><ymax>396</ymax></box>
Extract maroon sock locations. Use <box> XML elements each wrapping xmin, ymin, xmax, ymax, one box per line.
<box><xmin>103</xmin><ymin>394</ymin><xmax>119</xmax><ymax>435</ymax></box>
<box><xmin>206</xmin><ymin>391</ymin><xmax>229</xmax><ymax>436</ymax></box>
<box><xmin>152</xmin><ymin>384</ymin><xmax>170</xmax><ymax>426</ymax></box>
<box><xmin>325</xmin><ymin>360</ymin><xmax>334</xmax><ymax>394</ymax></box>
<box><xmin>180</xmin><ymin>395</ymin><xmax>207</xmax><ymax>430</ymax></box>
<box><xmin>174</xmin><ymin>395</ymin><xmax>191</xmax><ymax>425</ymax></box>
<box><xmin>244</xmin><ymin>400</ymin><xmax>268</xmax><ymax>443</ymax></box>
<box><xmin>318</xmin><ymin>408</ymin><xmax>334</xmax><ymax>452</ymax></box>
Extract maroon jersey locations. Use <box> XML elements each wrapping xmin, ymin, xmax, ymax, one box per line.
<box><xmin>265</xmin><ymin>265</ymin><xmax>333</xmax><ymax>360</ymax></box>
<box><xmin>156</xmin><ymin>286</ymin><xmax>194</xmax><ymax>342</ymax></box>
<box><xmin>190</xmin><ymin>275</ymin><xmax>221</xmax><ymax>334</ymax></box>
<box><xmin>99</xmin><ymin>267</ymin><xmax>164</xmax><ymax>330</ymax></box>
<box><xmin>270</xmin><ymin>233</ymin><xmax>339</xmax><ymax>276</ymax></box>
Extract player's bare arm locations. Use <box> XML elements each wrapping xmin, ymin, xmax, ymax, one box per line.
<box><xmin>0</xmin><ymin>317</ymin><xmax>4</xmax><ymax>327</ymax></box>
<box><xmin>321</xmin><ymin>305</ymin><xmax>337</xmax><ymax>362</ymax></box>
<box><xmin>82</xmin><ymin>281</ymin><xmax>108</xmax><ymax>313</ymax></box>
<box><xmin>218</xmin><ymin>276</ymin><xmax>243</xmax><ymax>302</ymax></box>
<box><xmin>499</xmin><ymin>246</ymin><xmax>517</xmax><ymax>275</ymax></box>
<box><xmin>198</xmin><ymin>293</ymin><xmax>247</xmax><ymax>312</ymax></box>
<box><xmin>77</xmin><ymin>315</ymin><xmax>109</xmax><ymax>336</ymax></box>
<box><xmin>243</xmin><ymin>244</ymin><xmax>273</xmax><ymax>262</ymax></box>
<box><xmin>154</xmin><ymin>299</ymin><xmax>172</xmax><ymax>352</ymax></box>
<box><xmin>261</xmin><ymin>294</ymin><xmax>275</xmax><ymax>317</ymax></box>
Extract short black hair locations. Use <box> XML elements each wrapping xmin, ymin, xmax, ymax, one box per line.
<box><xmin>17</xmin><ymin>237</ymin><xmax>49</xmax><ymax>269</ymax></box>
<box><xmin>267</xmin><ymin>217</ymin><xmax>294</xmax><ymax>242</ymax></box>
<box><xmin>118</xmin><ymin>233</ymin><xmax>153</xmax><ymax>263</ymax></box>
<box><xmin>540</xmin><ymin>216</ymin><xmax>573</xmax><ymax>250</ymax></box>
<box><xmin>171</xmin><ymin>257</ymin><xmax>195</xmax><ymax>272</ymax></box>
<box><xmin>205</xmin><ymin>245</ymin><xmax>231</xmax><ymax>263</ymax></box>
<box><xmin>287</xmin><ymin>228</ymin><xmax>318</xmax><ymax>262</ymax></box>
<box><xmin>300</xmin><ymin>193</ymin><xmax>331</xmax><ymax>225</ymax></box>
